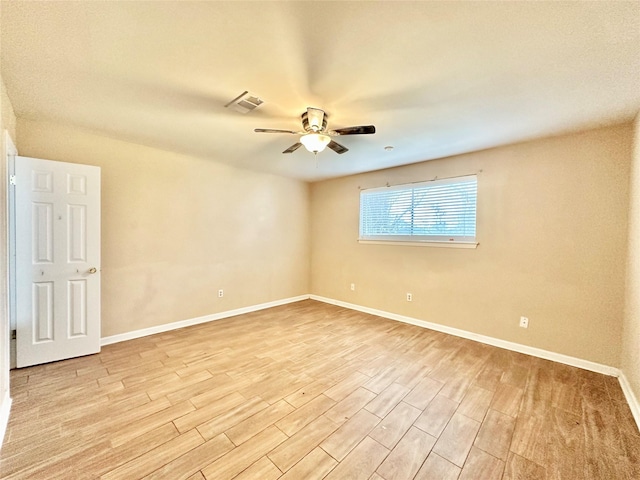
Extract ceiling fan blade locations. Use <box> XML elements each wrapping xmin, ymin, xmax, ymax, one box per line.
<box><xmin>327</xmin><ymin>140</ymin><xmax>349</xmax><ymax>154</ymax></box>
<box><xmin>283</xmin><ymin>142</ymin><xmax>303</xmax><ymax>154</ymax></box>
<box><xmin>254</xmin><ymin>128</ymin><xmax>297</xmax><ymax>134</ymax></box>
<box><xmin>333</xmin><ymin>125</ymin><xmax>376</xmax><ymax>135</ymax></box>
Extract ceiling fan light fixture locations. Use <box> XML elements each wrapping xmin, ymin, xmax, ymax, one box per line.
<box><xmin>300</xmin><ymin>133</ymin><xmax>331</xmax><ymax>153</ymax></box>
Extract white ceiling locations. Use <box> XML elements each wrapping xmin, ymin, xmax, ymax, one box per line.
<box><xmin>2</xmin><ymin>1</ymin><xmax>639</xmax><ymax>182</ymax></box>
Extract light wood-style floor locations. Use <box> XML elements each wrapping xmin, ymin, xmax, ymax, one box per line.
<box><xmin>1</xmin><ymin>300</ymin><xmax>639</xmax><ymax>479</ymax></box>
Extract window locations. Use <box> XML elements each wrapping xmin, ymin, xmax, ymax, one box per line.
<box><xmin>359</xmin><ymin>175</ymin><xmax>477</xmax><ymax>246</ymax></box>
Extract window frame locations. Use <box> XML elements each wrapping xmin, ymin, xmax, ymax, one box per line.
<box><xmin>358</xmin><ymin>174</ymin><xmax>479</xmax><ymax>248</ymax></box>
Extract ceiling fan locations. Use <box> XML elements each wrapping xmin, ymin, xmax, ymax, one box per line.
<box><xmin>254</xmin><ymin>107</ymin><xmax>376</xmax><ymax>155</ymax></box>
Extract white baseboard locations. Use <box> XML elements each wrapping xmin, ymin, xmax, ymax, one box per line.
<box><xmin>0</xmin><ymin>392</ymin><xmax>12</xmax><ymax>448</ymax></box>
<box><xmin>618</xmin><ymin>371</ymin><xmax>640</xmax><ymax>431</ymax></box>
<box><xmin>101</xmin><ymin>295</ymin><xmax>310</xmax><ymax>346</ymax></box>
<box><xmin>309</xmin><ymin>295</ymin><xmax>619</xmax><ymax>377</ymax></box>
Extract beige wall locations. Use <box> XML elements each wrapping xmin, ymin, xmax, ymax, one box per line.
<box><xmin>7</xmin><ymin>109</ymin><xmax>637</xmax><ymax>374</ymax></box>
<box><xmin>622</xmin><ymin>114</ymin><xmax>640</xmax><ymax>405</ymax></box>
<box><xmin>1</xmin><ymin>71</ymin><xmax>18</xmax><ymax>431</ymax></box>
<box><xmin>16</xmin><ymin>119</ymin><xmax>310</xmax><ymax>337</ymax></box>
<box><xmin>310</xmin><ymin>124</ymin><xmax>631</xmax><ymax>367</ymax></box>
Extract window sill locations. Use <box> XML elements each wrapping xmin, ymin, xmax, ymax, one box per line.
<box><xmin>358</xmin><ymin>240</ymin><xmax>479</xmax><ymax>249</ymax></box>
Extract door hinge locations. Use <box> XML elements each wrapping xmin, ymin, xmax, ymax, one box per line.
<box><xmin>11</xmin><ymin>330</ymin><xmax>16</xmax><ymax>340</ymax></box>
<box><xmin>9</xmin><ymin>175</ymin><xmax>16</xmax><ymax>186</ymax></box>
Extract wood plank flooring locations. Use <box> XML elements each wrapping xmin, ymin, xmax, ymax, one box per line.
<box><xmin>1</xmin><ymin>300</ymin><xmax>639</xmax><ymax>479</ymax></box>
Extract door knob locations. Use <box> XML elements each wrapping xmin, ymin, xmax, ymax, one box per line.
<box><xmin>88</xmin><ymin>267</ymin><xmax>97</xmax><ymax>274</ymax></box>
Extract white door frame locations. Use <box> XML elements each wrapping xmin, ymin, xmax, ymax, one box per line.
<box><xmin>1</xmin><ymin>130</ymin><xmax>17</xmax><ymax>448</ymax></box>
<box><xmin>5</xmin><ymin>131</ymin><xmax>17</xmax><ymax>370</ymax></box>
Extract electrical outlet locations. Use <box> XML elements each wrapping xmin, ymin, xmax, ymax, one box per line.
<box><xmin>406</xmin><ymin>293</ymin><xmax>413</xmax><ymax>302</ymax></box>
<box><xmin>519</xmin><ymin>316</ymin><xmax>529</xmax><ymax>328</ymax></box>
<box><xmin>350</xmin><ymin>283</ymin><xmax>355</xmax><ymax>291</ymax></box>
<box><xmin>218</xmin><ymin>289</ymin><xmax>224</xmax><ymax>298</ymax></box>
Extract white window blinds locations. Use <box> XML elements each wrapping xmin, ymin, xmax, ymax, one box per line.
<box><xmin>359</xmin><ymin>175</ymin><xmax>477</xmax><ymax>243</ymax></box>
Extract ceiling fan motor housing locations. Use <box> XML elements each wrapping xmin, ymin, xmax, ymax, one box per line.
<box><xmin>302</xmin><ymin>108</ymin><xmax>327</xmax><ymax>132</ymax></box>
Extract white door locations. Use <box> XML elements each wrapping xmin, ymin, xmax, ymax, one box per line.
<box><xmin>15</xmin><ymin>156</ymin><xmax>101</xmax><ymax>368</ymax></box>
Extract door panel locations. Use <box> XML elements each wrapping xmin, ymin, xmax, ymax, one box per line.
<box><xmin>32</xmin><ymin>202</ymin><xmax>54</xmax><ymax>263</ymax></box>
<box><xmin>33</xmin><ymin>282</ymin><xmax>54</xmax><ymax>342</ymax></box>
<box><xmin>16</xmin><ymin>156</ymin><xmax>101</xmax><ymax>367</ymax></box>
<box><xmin>67</xmin><ymin>204</ymin><xmax>87</xmax><ymax>262</ymax></box>
<box><xmin>68</xmin><ymin>279</ymin><xmax>87</xmax><ymax>337</ymax></box>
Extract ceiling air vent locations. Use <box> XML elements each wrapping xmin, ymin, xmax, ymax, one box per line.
<box><xmin>224</xmin><ymin>91</ymin><xmax>263</xmax><ymax>114</ymax></box>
